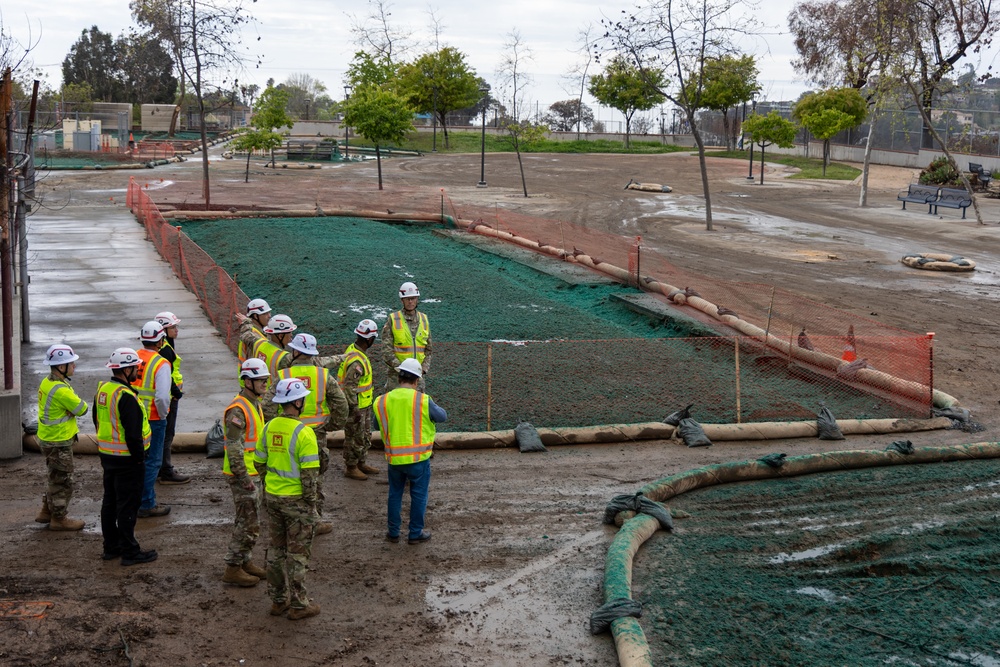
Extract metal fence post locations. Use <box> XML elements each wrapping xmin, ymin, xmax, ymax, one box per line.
<box><xmin>487</xmin><ymin>344</ymin><xmax>493</xmax><ymax>431</ymax></box>
<box><xmin>735</xmin><ymin>337</ymin><xmax>742</xmax><ymax>424</ymax></box>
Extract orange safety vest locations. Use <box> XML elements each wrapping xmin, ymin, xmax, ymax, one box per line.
<box><xmin>133</xmin><ymin>348</ymin><xmax>169</xmax><ymax>421</ymax></box>
<box><xmin>222</xmin><ymin>394</ymin><xmax>264</xmax><ymax>476</ymax></box>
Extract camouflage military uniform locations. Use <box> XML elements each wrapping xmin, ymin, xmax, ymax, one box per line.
<box><xmin>341</xmin><ymin>357</ymin><xmax>373</xmax><ymax>468</ymax></box>
<box><xmin>381</xmin><ymin>310</ymin><xmax>432</xmax><ymax>392</ymax></box>
<box><xmin>38</xmin><ymin>439</ymin><xmax>77</xmax><ymax>519</ymax></box>
<box><xmin>261</xmin><ymin>359</ymin><xmax>348</xmax><ymax>519</ymax></box>
<box><xmin>238</xmin><ymin>318</ymin><xmax>344</xmax><ymax>376</ymax></box>
<box><xmin>223</xmin><ymin>404</ymin><xmax>261</xmax><ymax>567</ymax></box>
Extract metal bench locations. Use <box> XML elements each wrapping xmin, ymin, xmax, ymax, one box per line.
<box><xmin>933</xmin><ymin>187</ymin><xmax>973</xmax><ymax>219</ymax></box>
<box><xmin>897</xmin><ymin>184</ymin><xmax>939</xmax><ymax>213</ymax></box>
<box><xmin>969</xmin><ymin>162</ymin><xmax>992</xmax><ymax>190</ymax></box>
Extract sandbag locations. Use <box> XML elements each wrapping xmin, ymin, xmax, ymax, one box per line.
<box><xmin>515</xmin><ymin>422</ymin><xmax>547</xmax><ymax>453</ymax></box>
<box><xmin>677</xmin><ymin>418</ymin><xmax>713</xmax><ymax>448</ymax></box>
<box><xmin>663</xmin><ymin>403</ymin><xmax>693</xmax><ymax>427</ymax></box>
<box><xmin>205</xmin><ymin>419</ymin><xmax>225</xmax><ymax>459</ymax></box>
<box><xmin>817</xmin><ymin>407</ymin><xmax>845</xmax><ymax>440</ymax></box>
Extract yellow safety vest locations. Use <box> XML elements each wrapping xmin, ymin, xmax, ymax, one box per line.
<box><xmin>133</xmin><ymin>348</ymin><xmax>169</xmax><ymax>421</ymax></box>
<box><xmin>254</xmin><ymin>416</ymin><xmax>320</xmax><ymax>497</ymax></box>
<box><xmin>373</xmin><ymin>388</ymin><xmax>436</xmax><ymax>465</ymax></box>
<box><xmin>161</xmin><ymin>339</ymin><xmax>184</xmax><ymax>391</ymax></box>
<box><xmin>277</xmin><ymin>365</ymin><xmax>330</xmax><ymax>428</ymax></box>
<box><xmin>37</xmin><ymin>376</ymin><xmax>87</xmax><ymax>442</ymax></box>
<box><xmin>253</xmin><ymin>338</ymin><xmax>289</xmax><ymax>378</ymax></box>
<box><xmin>222</xmin><ymin>395</ymin><xmax>264</xmax><ymax>476</ymax></box>
<box><xmin>389</xmin><ymin>310</ymin><xmax>430</xmax><ymax>364</ymax></box>
<box><xmin>337</xmin><ymin>344</ymin><xmax>373</xmax><ymax>409</ymax></box>
<box><xmin>95</xmin><ymin>381</ymin><xmax>151</xmax><ymax>456</ymax></box>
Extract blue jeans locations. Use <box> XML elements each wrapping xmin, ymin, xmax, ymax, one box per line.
<box><xmin>387</xmin><ymin>459</ymin><xmax>431</xmax><ymax>540</ymax></box>
<box><xmin>141</xmin><ymin>419</ymin><xmax>167</xmax><ymax>510</ymax></box>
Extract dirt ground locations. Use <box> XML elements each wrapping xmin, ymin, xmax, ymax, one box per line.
<box><xmin>3</xmin><ymin>148</ymin><xmax>999</xmax><ymax>667</ymax></box>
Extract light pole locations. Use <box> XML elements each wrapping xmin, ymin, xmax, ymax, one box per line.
<box><xmin>343</xmin><ymin>85</ymin><xmax>352</xmax><ymax>159</ymax></box>
<box><xmin>478</xmin><ymin>83</ymin><xmax>490</xmax><ymax>188</ymax></box>
<box><xmin>304</xmin><ymin>97</ymin><xmax>311</xmax><ymax>121</ymax></box>
<box><xmin>746</xmin><ymin>92</ymin><xmax>757</xmax><ymax>180</ymax></box>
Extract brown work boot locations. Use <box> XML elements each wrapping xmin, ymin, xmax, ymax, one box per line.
<box><xmin>270</xmin><ymin>601</ymin><xmax>290</xmax><ymax>616</ymax></box>
<box><xmin>357</xmin><ymin>461</ymin><xmax>380</xmax><ymax>475</ymax></box>
<box><xmin>315</xmin><ymin>522</ymin><xmax>333</xmax><ymax>536</ymax></box>
<box><xmin>48</xmin><ymin>515</ymin><xmax>85</xmax><ymax>531</ymax></box>
<box><xmin>223</xmin><ymin>564</ymin><xmax>260</xmax><ymax>587</ymax></box>
<box><xmin>288</xmin><ymin>603</ymin><xmax>321</xmax><ymax>620</ymax></box>
<box><xmin>242</xmin><ymin>561</ymin><xmax>267</xmax><ymax>578</ymax></box>
<box><xmin>35</xmin><ymin>496</ymin><xmax>51</xmax><ymax>524</ymax></box>
<box><xmin>344</xmin><ymin>465</ymin><xmax>367</xmax><ymax>481</ymax></box>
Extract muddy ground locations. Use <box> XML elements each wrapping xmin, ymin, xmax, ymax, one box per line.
<box><xmin>3</xmin><ymin>147</ymin><xmax>998</xmax><ymax>666</ymax></box>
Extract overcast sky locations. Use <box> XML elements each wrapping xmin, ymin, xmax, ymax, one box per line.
<box><xmin>3</xmin><ymin>0</ymin><xmax>992</xmax><ymax>128</ymax></box>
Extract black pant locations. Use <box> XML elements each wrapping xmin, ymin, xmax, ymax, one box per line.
<box><xmin>160</xmin><ymin>397</ymin><xmax>179</xmax><ymax>476</ymax></box>
<box><xmin>100</xmin><ymin>460</ymin><xmax>145</xmax><ymax>556</ymax></box>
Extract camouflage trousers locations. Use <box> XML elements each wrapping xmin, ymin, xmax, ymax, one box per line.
<box><xmin>315</xmin><ymin>429</ymin><xmax>329</xmax><ymax>517</ymax></box>
<box><xmin>343</xmin><ymin>406</ymin><xmax>373</xmax><ymax>467</ymax></box>
<box><xmin>224</xmin><ymin>476</ymin><xmax>261</xmax><ymax>566</ymax></box>
<box><xmin>264</xmin><ymin>494</ymin><xmax>316</xmax><ymax>610</ymax></box>
<box><xmin>39</xmin><ymin>440</ymin><xmax>75</xmax><ymax>519</ymax></box>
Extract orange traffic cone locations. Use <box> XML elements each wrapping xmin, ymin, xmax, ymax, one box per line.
<box><xmin>841</xmin><ymin>324</ymin><xmax>857</xmax><ymax>362</ymax></box>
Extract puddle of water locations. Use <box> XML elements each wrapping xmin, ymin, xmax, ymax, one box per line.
<box><xmin>769</xmin><ymin>542</ymin><xmax>846</xmax><ymax>564</ymax></box>
<box><xmin>170</xmin><ymin>517</ymin><xmax>231</xmax><ymax>526</ymax></box>
<box><xmin>82</xmin><ymin>188</ymin><xmax>129</xmax><ymax>194</ymax></box>
<box><xmin>794</xmin><ymin>587</ymin><xmax>846</xmax><ymax>602</ymax></box>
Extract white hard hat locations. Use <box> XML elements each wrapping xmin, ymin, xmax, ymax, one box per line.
<box><xmin>398</xmin><ymin>358</ymin><xmax>423</xmax><ymax>378</ymax></box>
<box><xmin>45</xmin><ymin>344</ymin><xmax>79</xmax><ymax>366</ymax></box>
<box><xmin>288</xmin><ymin>332</ymin><xmax>319</xmax><ymax>355</ymax></box>
<box><xmin>107</xmin><ymin>347</ymin><xmax>141</xmax><ymax>369</ymax></box>
<box><xmin>354</xmin><ymin>319</ymin><xmax>379</xmax><ymax>339</ymax></box>
<box><xmin>139</xmin><ymin>320</ymin><xmax>166</xmax><ymax>343</ymax></box>
<box><xmin>399</xmin><ymin>282</ymin><xmax>420</xmax><ymax>298</ymax></box>
<box><xmin>263</xmin><ymin>314</ymin><xmax>297</xmax><ymax>334</ymax></box>
<box><xmin>273</xmin><ymin>377</ymin><xmax>310</xmax><ymax>403</ymax></box>
<box><xmin>154</xmin><ymin>311</ymin><xmax>181</xmax><ymax>327</ymax></box>
<box><xmin>239</xmin><ymin>358</ymin><xmax>270</xmax><ymax>380</ymax></box>
<box><xmin>247</xmin><ymin>298</ymin><xmax>271</xmax><ymax>316</ymax></box>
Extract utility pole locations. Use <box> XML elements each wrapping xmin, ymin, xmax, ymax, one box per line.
<box><xmin>1</xmin><ymin>69</ymin><xmax>13</xmax><ymax>389</ymax></box>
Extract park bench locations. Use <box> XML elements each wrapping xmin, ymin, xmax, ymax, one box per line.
<box><xmin>968</xmin><ymin>162</ymin><xmax>992</xmax><ymax>190</ymax></box>
<box><xmin>933</xmin><ymin>187</ymin><xmax>973</xmax><ymax>219</ymax></box>
<box><xmin>285</xmin><ymin>140</ymin><xmax>336</xmax><ymax>161</ymax></box>
<box><xmin>897</xmin><ymin>184</ymin><xmax>940</xmax><ymax>213</ymax></box>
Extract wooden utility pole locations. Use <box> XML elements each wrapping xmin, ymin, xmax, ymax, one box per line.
<box><xmin>1</xmin><ymin>69</ymin><xmax>13</xmax><ymax>390</ymax></box>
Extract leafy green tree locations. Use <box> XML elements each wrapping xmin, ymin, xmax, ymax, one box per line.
<box><xmin>60</xmin><ymin>82</ymin><xmax>96</xmax><ymax>114</ymax></box>
<box><xmin>117</xmin><ymin>32</ymin><xmax>177</xmax><ymax>104</ymax></box>
<box><xmin>792</xmin><ymin>87</ymin><xmax>867</xmax><ymax>176</ymax></box>
<box><xmin>588</xmin><ymin>55</ymin><xmax>666</xmax><ymax>147</ymax></box>
<box><xmin>689</xmin><ymin>55</ymin><xmax>759</xmax><ymax>150</ymax></box>
<box><xmin>544</xmin><ymin>99</ymin><xmax>595</xmax><ymax>132</ymax></box>
<box><xmin>62</xmin><ymin>26</ymin><xmax>121</xmax><ymax>101</ymax></box>
<box><xmin>342</xmin><ymin>84</ymin><xmax>415</xmax><ymax>190</ymax></box>
<box><xmin>346</xmin><ymin>51</ymin><xmax>398</xmax><ymax>89</ymax></box>
<box><xmin>742</xmin><ymin>111</ymin><xmax>798</xmax><ymax>184</ymax></box>
<box><xmin>396</xmin><ymin>47</ymin><xmax>480</xmax><ymax>148</ymax></box>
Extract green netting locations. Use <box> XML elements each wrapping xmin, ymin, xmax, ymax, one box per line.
<box><xmin>631</xmin><ymin>457</ymin><xmax>1000</xmax><ymax>666</ymax></box>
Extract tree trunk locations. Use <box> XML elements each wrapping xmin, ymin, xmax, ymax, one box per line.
<box><xmin>689</xmin><ymin>111</ymin><xmax>713</xmax><ymax>231</ymax></box>
<box><xmin>822</xmin><ymin>139</ymin><xmax>829</xmax><ymax>177</ymax></box>
<box><xmin>245</xmin><ymin>150</ymin><xmax>251</xmax><ymax>183</ymax></box>
<box><xmin>759</xmin><ymin>144</ymin><xmax>766</xmax><ymax>185</ymax></box>
<box><xmin>722</xmin><ymin>109</ymin><xmax>731</xmax><ymax>150</ymax></box>
<box><xmin>438</xmin><ymin>110</ymin><xmax>450</xmax><ymax>149</ymax></box>
<box><xmin>513</xmin><ymin>135</ymin><xmax>528</xmax><ymax>197</ymax></box>
<box><xmin>192</xmin><ymin>0</ymin><xmax>210</xmax><ymax>207</ymax></box>
<box><xmin>859</xmin><ymin>110</ymin><xmax>877</xmax><ymax>207</ymax></box>
<box><xmin>376</xmin><ymin>144</ymin><xmax>383</xmax><ymax>190</ymax></box>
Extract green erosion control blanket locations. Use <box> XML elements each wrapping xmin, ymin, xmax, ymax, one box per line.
<box><xmin>631</xmin><ymin>456</ymin><xmax>1000</xmax><ymax>666</ymax></box>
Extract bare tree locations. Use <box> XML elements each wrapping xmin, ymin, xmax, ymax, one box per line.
<box><xmin>496</xmin><ymin>30</ymin><xmax>546</xmax><ymax>198</ymax></box>
<box><xmin>601</xmin><ymin>0</ymin><xmax>764</xmax><ymax>231</ymax></box>
<box><xmin>564</xmin><ymin>24</ymin><xmax>598</xmax><ymax>140</ymax></box>
<box><xmin>347</xmin><ymin>0</ymin><xmax>413</xmax><ymax>65</ymax></box>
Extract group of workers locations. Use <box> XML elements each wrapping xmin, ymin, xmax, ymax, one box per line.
<box><xmin>34</xmin><ymin>282</ymin><xmax>447</xmax><ymax>620</ymax></box>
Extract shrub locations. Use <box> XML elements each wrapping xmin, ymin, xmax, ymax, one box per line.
<box><xmin>918</xmin><ymin>156</ymin><xmax>962</xmax><ymax>187</ymax></box>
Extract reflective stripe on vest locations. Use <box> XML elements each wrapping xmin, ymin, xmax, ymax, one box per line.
<box><xmin>390</xmin><ymin>310</ymin><xmax>430</xmax><ymax>364</ymax></box>
<box><xmin>133</xmin><ymin>348</ymin><xmax>169</xmax><ymax>420</ymax></box>
<box><xmin>162</xmin><ymin>339</ymin><xmax>183</xmax><ymax>391</ymax></box>
<box><xmin>254</xmin><ymin>417</ymin><xmax>320</xmax><ymax>496</ymax></box>
<box><xmin>95</xmin><ymin>381</ymin><xmax>151</xmax><ymax>456</ymax></box>
<box><xmin>37</xmin><ymin>376</ymin><xmax>87</xmax><ymax>442</ymax></box>
<box><xmin>373</xmin><ymin>387</ymin><xmax>435</xmax><ymax>465</ymax></box>
<box><xmin>337</xmin><ymin>344</ymin><xmax>373</xmax><ymax>409</ymax></box>
<box><xmin>278</xmin><ymin>365</ymin><xmax>330</xmax><ymax>428</ymax></box>
<box><xmin>222</xmin><ymin>395</ymin><xmax>264</xmax><ymax>476</ymax></box>
<box><xmin>253</xmin><ymin>338</ymin><xmax>289</xmax><ymax>378</ymax></box>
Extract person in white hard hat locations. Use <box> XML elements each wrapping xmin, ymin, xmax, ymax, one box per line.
<box><xmin>220</xmin><ymin>358</ymin><xmax>271</xmax><ymax>588</ymax></box>
<box><xmin>237</xmin><ymin>298</ymin><xmax>273</xmax><ymax>365</ymax></box>
<box><xmin>338</xmin><ymin>319</ymin><xmax>380</xmax><ymax>481</ymax></box>
<box><xmin>373</xmin><ymin>358</ymin><xmax>447</xmax><ymax>545</ymax></box>
<box><xmin>381</xmin><ymin>281</ymin><xmax>433</xmax><ymax>391</ymax></box>
<box><xmin>134</xmin><ymin>321</ymin><xmax>173</xmax><ymax>518</ymax></box>
<box><xmin>153</xmin><ymin>311</ymin><xmax>190</xmax><ymax>485</ymax></box>
<box><xmin>253</xmin><ymin>377</ymin><xmax>322</xmax><ymax>620</ymax></box>
<box><xmin>94</xmin><ymin>348</ymin><xmax>157</xmax><ymax>566</ymax></box>
<box><xmin>35</xmin><ymin>344</ymin><xmax>89</xmax><ymax>531</ymax></box>
<box><xmin>263</xmin><ymin>332</ymin><xmax>348</xmax><ymax>535</ymax></box>
<box><xmin>236</xmin><ymin>312</ymin><xmax>296</xmax><ymax>378</ymax></box>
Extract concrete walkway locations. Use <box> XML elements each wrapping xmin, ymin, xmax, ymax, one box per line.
<box><xmin>20</xmin><ymin>204</ymin><xmax>237</xmax><ymax>436</ymax></box>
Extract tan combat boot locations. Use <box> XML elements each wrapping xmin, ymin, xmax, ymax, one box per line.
<box><xmin>48</xmin><ymin>515</ymin><xmax>85</xmax><ymax>531</ymax></box>
<box><xmin>357</xmin><ymin>461</ymin><xmax>381</xmax><ymax>475</ymax></box>
<box><xmin>223</xmin><ymin>565</ymin><xmax>260</xmax><ymax>587</ymax></box>
<box><xmin>242</xmin><ymin>561</ymin><xmax>267</xmax><ymax>578</ymax></box>
<box><xmin>344</xmin><ymin>465</ymin><xmax>367</xmax><ymax>481</ymax></box>
<box><xmin>35</xmin><ymin>496</ymin><xmax>51</xmax><ymax>524</ymax></box>
<box><xmin>269</xmin><ymin>601</ymin><xmax>290</xmax><ymax>616</ymax></box>
<box><xmin>288</xmin><ymin>602</ymin><xmax>321</xmax><ymax>620</ymax></box>
<box><xmin>315</xmin><ymin>522</ymin><xmax>333</xmax><ymax>536</ymax></box>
